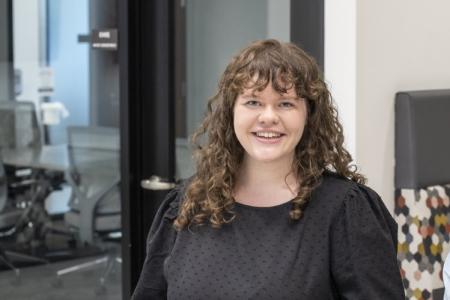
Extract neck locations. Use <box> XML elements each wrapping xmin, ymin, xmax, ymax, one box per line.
<box><xmin>235</xmin><ymin>154</ymin><xmax>298</xmax><ymax>194</ymax></box>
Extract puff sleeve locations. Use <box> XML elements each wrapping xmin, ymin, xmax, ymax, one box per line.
<box><xmin>330</xmin><ymin>184</ymin><xmax>405</xmax><ymax>299</ymax></box>
<box><xmin>131</xmin><ymin>185</ymin><xmax>182</xmax><ymax>300</ymax></box>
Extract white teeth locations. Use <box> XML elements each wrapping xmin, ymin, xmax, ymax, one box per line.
<box><xmin>255</xmin><ymin>132</ymin><xmax>281</xmax><ymax>138</ymax></box>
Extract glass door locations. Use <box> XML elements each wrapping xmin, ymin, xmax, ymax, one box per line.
<box><xmin>0</xmin><ymin>0</ymin><xmax>122</xmax><ymax>299</ymax></box>
<box><xmin>175</xmin><ymin>0</ymin><xmax>291</xmax><ymax>180</ymax></box>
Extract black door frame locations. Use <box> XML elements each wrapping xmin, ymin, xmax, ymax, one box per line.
<box><xmin>119</xmin><ymin>0</ymin><xmax>176</xmax><ymax>298</ymax></box>
<box><xmin>1</xmin><ymin>0</ymin><xmax>14</xmax><ymax>100</ymax></box>
<box><xmin>119</xmin><ymin>0</ymin><xmax>324</xmax><ymax>298</ymax></box>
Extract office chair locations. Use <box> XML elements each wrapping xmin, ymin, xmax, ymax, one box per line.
<box><xmin>0</xmin><ymin>101</ymin><xmax>50</xmax><ymax>282</ymax></box>
<box><xmin>0</xmin><ymin>100</ymin><xmax>42</xmax><ymax>149</ymax></box>
<box><xmin>0</xmin><ymin>101</ymin><xmax>62</xmax><ymax>254</ymax></box>
<box><xmin>0</xmin><ymin>160</ymin><xmax>17</xmax><ymax>231</ymax></box>
<box><xmin>0</xmin><ymin>100</ymin><xmax>42</xmax><ymax>202</ymax></box>
<box><xmin>0</xmin><ymin>159</ymin><xmax>48</xmax><ymax>284</ymax></box>
<box><xmin>54</xmin><ymin>126</ymin><xmax>121</xmax><ymax>293</ymax></box>
<box><xmin>0</xmin><ymin>158</ymin><xmax>20</xmax><ymax>280</ymax></box>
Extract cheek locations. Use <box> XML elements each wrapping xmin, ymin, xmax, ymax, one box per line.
<box><xmin>232</xmin><ymin>110</ymin><xmax>245</xmax><ymax>143</ymax></box>
<box><xmin>232</xmin><ymin>109</ymin><xmax>239</xmax><ymax>135</ymax></box>
<box><xmin>296</xmin><ymin>103</ymin><xmax>308</xmax><ymax>132</ymax></box>
<box><xmin>233</xmin><ymin>107</ymin><xmax>251</xmax><ymax>134</ymax></box>
<box><xmin>290</xmin><ymin>111</ymin><xmax>307</xmax><ymax>139</ymax></box>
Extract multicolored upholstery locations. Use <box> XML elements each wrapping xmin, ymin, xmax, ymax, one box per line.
<box><xmin>395</xmin><ymin>183</ymin><xmax>450</xmax><ymax>299</ymax></box>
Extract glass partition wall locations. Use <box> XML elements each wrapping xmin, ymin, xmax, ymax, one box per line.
<box><xmin>1</xmin><ymin>0</ymin><xmax>317</xmax><ymax>297</ymax></box>
<box><xmin>175</xmin><ymin>0</ymin><xmax>291</xmax><ymax>180</ymax></box>
<box><xmin>0</xmin><ymin>0</ymin><xmax>122</xmax><ymax>299</ymax></box>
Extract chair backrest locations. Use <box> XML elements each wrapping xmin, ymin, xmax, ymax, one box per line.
<box><xmin>0</xmin><ymin>101</ymin><xmax>42</xmax><ymax>149</ymax></box>
<box><xmin>395</xmin><ymin>89</ymin><xmax>450</xmax><ymax>188</ymax></box>
<box><xmin>67</xmin><ymin>126</ymin><xmax>120</xmax><ymax>197</ymax></box>
<box><xmin>395</xmin><ymin>89</ymin><xmax>450</xmax><ymax>298</ymax></box>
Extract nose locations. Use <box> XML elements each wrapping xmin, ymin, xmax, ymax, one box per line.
<box><xmin>257</xmin><ymin>105</ymin><xmax>279</xmax><ymax>125</ymax></box>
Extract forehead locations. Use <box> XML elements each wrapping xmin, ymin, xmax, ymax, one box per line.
<box><xmin>238</xmin><ymin>73</ymin><xmax>298</xmax><ymax>96</ymax></box>
<box><xmin>240</xmin><ymin>85</ymin><xmax>298</xmax><ymax>98</ymax></box>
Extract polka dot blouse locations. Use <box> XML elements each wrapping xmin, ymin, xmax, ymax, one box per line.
<box><xmin>132</xmin><ymin>172</ymin><xmax>405</xmax><ymax>299</ymax></box>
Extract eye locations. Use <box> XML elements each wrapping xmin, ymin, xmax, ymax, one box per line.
<box><xmin>279</xmin><ymin>101</ymin><xmax>295</xmax><ymax>108</ymax></box>
<box><xmin>244</xmin><ymin>100</ymin><xmax>260</xmax><ymax>106</ymax></box>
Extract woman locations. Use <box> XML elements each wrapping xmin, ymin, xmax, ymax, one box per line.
<box><xmin>132</xmin><ymin>39</ymin><xmax>405</xmax><ymax>299</ymax></box>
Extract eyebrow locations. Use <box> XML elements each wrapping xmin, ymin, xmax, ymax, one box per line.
<box><xmin>240</xmin><ymin>94</ymin><xmax>258</xmax><ymax>99</ymax></box>
<box><xmin>240</xmin><ymin>94</ymin><xmax>300</xmax><ymax>100</ymax></box>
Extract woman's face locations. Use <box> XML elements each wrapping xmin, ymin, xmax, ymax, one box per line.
<box><xmin>233</xmin><ymin>83</ymin><xmax>307</xmax><ymax>164</ymax></box>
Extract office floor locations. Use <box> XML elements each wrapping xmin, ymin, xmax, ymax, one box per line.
<box><xmin>0</xmin><ymin>255</ymin><xmax>122</xmax><ymax>300</ymax></box>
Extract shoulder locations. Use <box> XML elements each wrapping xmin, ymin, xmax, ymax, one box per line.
<box><xmin>315</xmin><ymin>171</ymin><xmax>397</xmax><ymax>240</ymax></box>
<box><xmin>156</xmin><ymin>177</ymin><xmax>191</xmax><ymax>221</ymax></box>
<box><xmin>315</xmin><ymin>170</ymin><xmax>357</xmax><ymax>194</ymax></box>
<box><xmin>311</xmin><ymin>171</ymin><xmax>391</xmax><ymax>221</ymax></box>
<box><xmin>312</xmin><ymin>170</ymin><xmax>363</xmax><ymax>206</ymax></box>
<box><xmin>145</xmin><ymin>178</ymin><xmax>191</xmax><ymax>247</ymax></box>
<box><xmin>315</xmin><ymin>170</ymin><xmax>381</xmax><ymax>202</ymax></box>
<box><xmin>322</xmin><ymin>174</ymin><xmax>404</xmax><ymax>298</ymax></box>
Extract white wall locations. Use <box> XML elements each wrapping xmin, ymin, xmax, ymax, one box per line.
<box><xmin>324</xmin><ymin>0</ymin><xmax>357</xmax><ymax>159</ymax></box>
<box><xmin>325</xmin><ymin>0</ymin><xmax>450</xmax><ymax>213</ymax></box>
<box><xmin>13</xmin><ymin>0</ymin><xmax>41</xmax><ymax>109</ymax></box>
<box><xmin>356</xmin><ymin>0</ymin><xmax>450</xmax><ymax>212</ymax></box>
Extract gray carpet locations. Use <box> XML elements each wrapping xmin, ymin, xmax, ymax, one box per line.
<box><xmin>0</xmin><ymin>255</ymin><xmax>122</xmax><ymax>300</ymax></box>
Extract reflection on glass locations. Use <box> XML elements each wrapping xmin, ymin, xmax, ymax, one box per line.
<box><xmin>0</xmin><ymin>1</ymin><xmax>121</xmax><ymax>299</ymax></box>
<box><xmin>175</xmin><ymin>0</ymin><xmax>290</xmax><ymax>180</ymax></box>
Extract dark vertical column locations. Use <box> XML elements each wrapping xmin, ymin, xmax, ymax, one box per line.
<box><xmin>290</xmin><ymin>0</ymin><xmax>325</xmax><ymax>70</ymax></box>
<box><xmin>89</xmin><ymin>0</ymin><xmax>120</xmax><ymax>127</ymax></box>
<box><xmin>120</xmin><ymin>0</ymin><xmax>175</xmax><ymax>298</ymax></box>
<box><xmin>174</xmin><ymin>0</ymin><xmax>186</xmax><ymax>138</ymax></box>
<box><xmin>0</xmin><ymin>0</ymin><xmax>14</xmax><ymax>100</ymax></box>
<box><xmin>118</xmin><ymin>0</ymin><xmax>131</xmax><ymax>297</ymax></box>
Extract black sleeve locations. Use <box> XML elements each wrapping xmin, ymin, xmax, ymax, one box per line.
<box><xmin>131</xmin><ymin>186</ymin><xmax>182</xmax><ymax>300</ymax></box>
<box><xmin>330</xmin><ymin>184</ymin><xmax>406</xmax><ymax>299</ymax></box>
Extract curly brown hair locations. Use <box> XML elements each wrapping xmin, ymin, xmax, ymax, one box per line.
<box><xmin>173</xmin><ymin>39</ymin><xmax>365</xmax><ymax>231</ymax></box>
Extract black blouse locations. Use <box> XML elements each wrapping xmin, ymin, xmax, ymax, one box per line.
<box><xmin>132</xmin><ymin>172</ymin><xmax>405</xmax><ymax>299</ymax></box>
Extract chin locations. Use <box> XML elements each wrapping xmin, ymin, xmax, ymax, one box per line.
<box><xmin>245</xmin><ymin>148</ymin><xmax>296</xmax><ymax>164</ymax></box>
<box><xmin>249</xmin><ymin>154</ymin><xmax>285</xmax><ymax>163</ymax></box>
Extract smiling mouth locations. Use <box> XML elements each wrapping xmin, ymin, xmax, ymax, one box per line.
<box><xmin>251</xmin><ymin>132</ymin><xmax>285</xmax><ymax>139</ymax></box>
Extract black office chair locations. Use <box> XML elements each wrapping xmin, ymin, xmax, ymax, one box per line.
<box><xmin>0</xmin><ymin>100</ymin><xmax>42</xmax><ymax>203</ymax></box>
<box><xmin>0</xmin><ymin>101</ymin><xmax>49</xmax><ymax>282</ymax></box>
<box><xmin>53</xmin><ymin>126</ymin><xmax>121</xmax><ymax>293</ymax></box>
<box><xmin>0</xmin><ymin>101</ymin><xmax>60</xmax><ymax>254</ymax></box>
<box><xmin>0</xmin><ymin>159</ymin><xmax>19</xmax><ymax>233</ymax></box>
<box><xmin>0</xmin><ymin>100</ymin><xmax>42</xmax><ymax>149</ymax></box>
<box><xmin>0</xmin><ymin>159</ymin><xmax>48</xmax><ymax>284</ymax></box>
<box><xmin>0</xmin><ymin>159</ymin><xmax>19</xmax><ymax>279</ymax></box>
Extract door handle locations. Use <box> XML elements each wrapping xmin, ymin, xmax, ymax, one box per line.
<box><xmin>141</xmin><ymin>175</ymin><xmax>176</xmax><ymax>191</ymax></box>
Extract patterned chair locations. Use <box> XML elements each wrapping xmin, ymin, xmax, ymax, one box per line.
<box><xmin>396</xmin><ymin>184</ymin><xmax>450</xmax><ymax>299</ymax></box>
<box><xmin>395</xmin><ymin>89</ymin><xmax>450</xmax><ymax>299</ymax></box>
